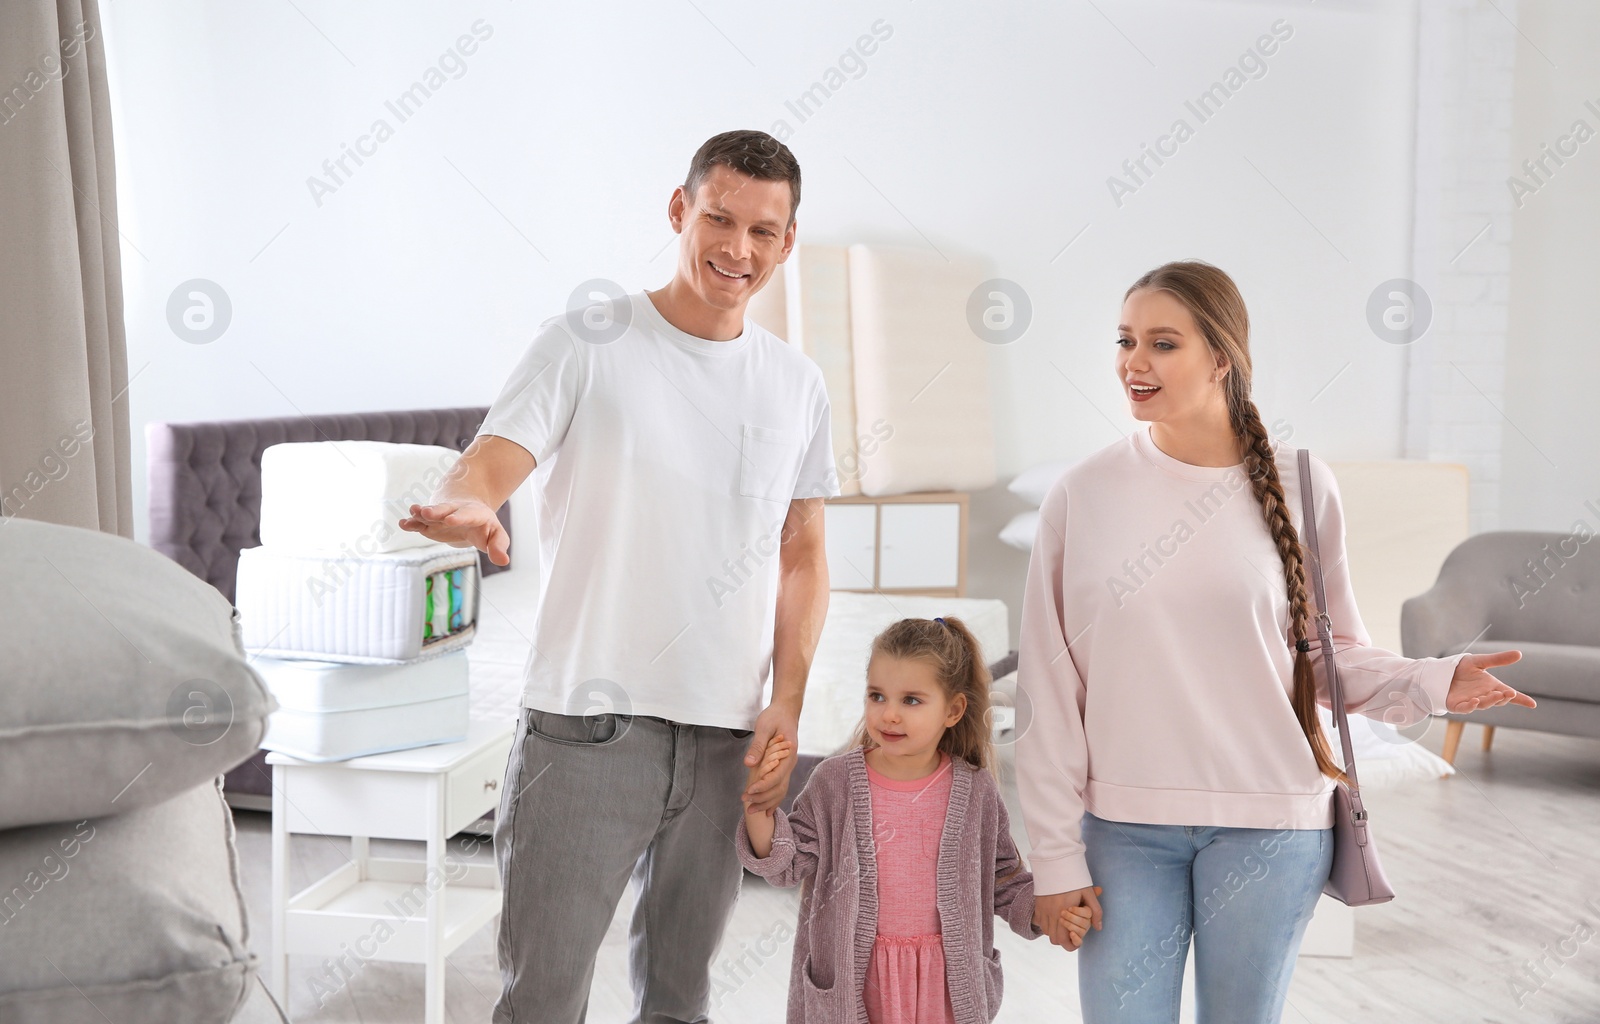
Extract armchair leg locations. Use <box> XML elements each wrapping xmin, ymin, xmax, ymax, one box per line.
<box><xmin>1482</xmin><ymin>725</ymin><xmax>1496</xmax><ymax>752</ymax></box>
<box><xmin>1441</xmin><ymin>720</ymin><xmax>1465</xmax><ymax>766</ymax></box>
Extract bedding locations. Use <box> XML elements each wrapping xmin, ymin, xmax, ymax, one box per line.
<box><xmin>1008</xmin><ymin>457</ymin><xmax>1074</xmax><ymax>507</ymax></box>
<box><xmin>999</xmin><ymin>508</ymin><xmax>1040</xmax><ymax>551</ymax></box>
<box><xmin>236</xmin><ymin>543</ymin><xmax>479</xmax><ymax>663</ymax></box>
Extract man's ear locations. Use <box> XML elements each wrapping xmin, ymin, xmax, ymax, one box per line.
<box><xmin>667</xmin><ymin>185</ymin><xmax>688</xmax><ymax>233</ymax></box>
<box><xmin>778</xmin><ymin>218</ymin><xmax>797</xmax><ymax>263</ymax></box>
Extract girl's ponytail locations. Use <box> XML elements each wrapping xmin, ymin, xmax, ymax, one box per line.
<box><xmin>851</xmin><ymin>616</ymin><xmax>997</xmax><ymax>774</ymax></box>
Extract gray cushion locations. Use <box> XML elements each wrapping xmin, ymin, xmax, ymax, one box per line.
<box><xmin>0</xmin><ymin>519</ymin><xmax>274</xmax><ymax>830</ymax></box>
<box><xmin>0</xmin><ymin>779</ymin><xmax>259</xmax><ymax>1022</ymax></box>
<box><xmin>1439</xmin><ymin>639</ymin><xmax>1600</xmax><ymax>705</ymax></box>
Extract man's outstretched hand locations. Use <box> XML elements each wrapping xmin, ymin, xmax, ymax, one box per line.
<box><xmin>398</xmin><ymin>500</ymin><xmax>510</xmax><ymax>566</ymax></box>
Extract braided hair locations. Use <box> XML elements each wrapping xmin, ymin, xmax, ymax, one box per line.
<box><xmin>1125</xmin><ymin>261</ymin><xmax>1348</xmax><ymax>785</ymax></box>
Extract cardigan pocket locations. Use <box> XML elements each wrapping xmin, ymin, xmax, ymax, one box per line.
<box><xmin>800</xmin><ymin>952</ymin><xmax>835</xmax><ymax>992</ymax></box>
<box><xmin>982</xmin><ymin>944</ymin><xmax>1004</xmax><ymax>1010</ymax></box>
<box><xmin>797</xmin><ymin>952</ymin><xmax>842</xmax><ymax>1022</ymax></box>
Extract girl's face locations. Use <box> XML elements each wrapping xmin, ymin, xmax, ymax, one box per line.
<box><xmin>865</xmin><ymin>655</ymin><xmax>967</xmax><ymax>757</ymax></box>
<box><xmin>1116</xmin><ymin>287</ymin><xmax>1228</xmax><ymax>424</ymax></box>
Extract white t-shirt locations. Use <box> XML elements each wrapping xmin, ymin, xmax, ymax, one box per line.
<box><xmin>477</xmin><ymin>290</ymin><xmax>839</xmax><ymax>729</ymax></box>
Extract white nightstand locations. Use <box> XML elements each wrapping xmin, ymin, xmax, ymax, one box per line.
<box><xmin>268</xmin><ymin>718</ymin><xmax>516</xmax><ymax>1022</ymax></box>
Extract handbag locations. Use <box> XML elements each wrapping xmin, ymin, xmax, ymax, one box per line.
<box><xmin>1296</xmin><ymin>448</ymin><xmax>1397</xmax><ymax>906</ymax></box>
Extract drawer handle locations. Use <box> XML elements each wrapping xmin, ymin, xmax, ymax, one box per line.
<box><xmin>484</xmin><ymin>779</ymin><xmax>499</xmax><ymax>792</ymax></box>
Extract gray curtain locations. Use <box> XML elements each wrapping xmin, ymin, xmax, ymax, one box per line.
<box><xmin>0</xmin><ymin>0</ymin><xmax>130</xmax><ymax>537</ymax></box>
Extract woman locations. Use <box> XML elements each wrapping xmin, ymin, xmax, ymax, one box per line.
<box><xmin>1015</xmin><ymin>260</ymin><xmax>1533</xmax><ymax>1023</ymax></box>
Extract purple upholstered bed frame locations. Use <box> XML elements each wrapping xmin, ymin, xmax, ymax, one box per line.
<box><xmin>145</xmin><ymin>406</ymin><xmax>512</xmax><ymax>808</ymax></box>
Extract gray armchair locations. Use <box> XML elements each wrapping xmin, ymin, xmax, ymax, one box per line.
<box><xmin>1401</xmin><ymin>530</ymin><xmax>1600</xmax><ymax>764</ymax></box>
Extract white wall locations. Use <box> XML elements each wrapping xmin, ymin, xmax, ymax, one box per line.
<box><xmin>103</xmin><ymin>0</ymin><xmax>1424</xmax><ymax>553</ymax></box>
<box><xmin>1502</xmin><ymin>1</ymin><xmax>1600</xmax><ymax>533</ymax></box>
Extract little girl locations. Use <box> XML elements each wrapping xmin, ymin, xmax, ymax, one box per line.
<box><xmin>738</xmin><ymin>616</ymin><xmax>1095</xmax><ymax>1023</ymax></box>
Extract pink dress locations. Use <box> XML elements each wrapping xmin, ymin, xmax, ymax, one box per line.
<box><xmin>863</xmin><ymin>751</ymin><xmax>957</xmax><ymax>1024</ymax></box>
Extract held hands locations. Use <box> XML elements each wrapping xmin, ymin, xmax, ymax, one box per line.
<box><xmin>1445</xmin><ymin>650</ymin><xmax>1537</xmax><ymax>713</ymax></box>
<box><xmin>742</xmin><ymin>703</ymin><xmax>801</xmax><ymax>815</ymax></box>
<box><xmin>740</xmin><ymin>733</ymin><xmax>793</xmax><ymax>861</ymax></box>
<box><xmin>397</xmin><ymin>500</ymin><xmax>510</xmax><ymax>566</ymax></box>
<box><xmin>1033</xmin><ymin>886</ymin><xmax>1103</xmax><ymax>952</ymax></box>
<box><xmin>742</xmin><ymin>733</ymin><xmax>794</xmax><ymax>818</ymax></box>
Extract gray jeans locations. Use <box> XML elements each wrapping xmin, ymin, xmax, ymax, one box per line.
<box><xmin>491</xmin><ymin>708</ymin><xmax>752</xmax><ymax>1024</ymax></box>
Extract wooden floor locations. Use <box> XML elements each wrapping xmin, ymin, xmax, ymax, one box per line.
<box><xmin>232</xmin><ymin>721</ymin><xmax>1600</xmax><ymax>1023</ymax></box>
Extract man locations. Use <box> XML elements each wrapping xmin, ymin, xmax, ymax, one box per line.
<box><xmin>399</xmin><ymin>130</ymin><xmax>837</xmax><ymax>1023</ymax></box>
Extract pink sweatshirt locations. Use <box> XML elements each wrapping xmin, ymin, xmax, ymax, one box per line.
<box><xmin>1015</xmin><ymin>424</ymin><xmax>1468</xmax><ymax>895</ymax></box>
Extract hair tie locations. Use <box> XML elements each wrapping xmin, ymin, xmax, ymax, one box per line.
<box><xmin>934</xmin><ymin>617</ymin><xmax>946</xmax><ymax>627</ymax></box>
<box><xmin>1295</xmin><ymin>638</ymin><xmax>1311</xmax><ymax>652</ymax></box>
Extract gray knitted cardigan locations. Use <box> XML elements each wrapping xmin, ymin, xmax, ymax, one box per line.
<box><xmin>734</xmin><ymin>747</ymin><xmax>1044</xmax><ymax>1023</ymax></box>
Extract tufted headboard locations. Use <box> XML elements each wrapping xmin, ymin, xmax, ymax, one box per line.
<box><xmin>146</xmin><ymin>406</ymin><xmax>512</xmax><ymax>603</ymax></box>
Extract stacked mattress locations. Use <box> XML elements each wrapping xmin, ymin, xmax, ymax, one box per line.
<box><xmin>252</xmin><ymin>652</ymin><xmax>471</xmax><ymax>762</ymax></box>
<box><xmin>235</xmin><ymin>441</ymin><xmax>479</xmax><ymax>761</ymax></box>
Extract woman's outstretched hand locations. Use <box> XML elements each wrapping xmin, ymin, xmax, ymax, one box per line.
<box><xmin>1446</xmin><ymin>650</ymin><xmax>1536</xmax><ymax>713</ymax></box>
<box><xmin>1034</xmin><ymin>886</ymin><xmax>1103</xmax><ymax>951</ymax></box>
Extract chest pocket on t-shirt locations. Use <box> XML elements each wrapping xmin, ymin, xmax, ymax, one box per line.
<box><xmin>739</xmin><ymin>424</ymin><xmax>802</xmax><ymax>503</ymax></box>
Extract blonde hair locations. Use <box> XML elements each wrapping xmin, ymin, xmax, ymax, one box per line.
<box><xmin>1125</xmin><ymin>260</ymin><xmax>1347</xmax><ymax>784</ymax></box>
<box><xmin>849</xmin><ymin>616</ymin><xmax>997</xmax><ymax>774</ymax></box>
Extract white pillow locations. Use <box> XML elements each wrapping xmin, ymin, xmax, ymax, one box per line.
<box><xmin>999</xmin><ymin>509</ymin><xmax>1040</xmax><ymax>552</ymax></box>
<box><xmin>1008</xmin><ymin>458</ymin><xmax>1073</xmax><ymax>507</ymax></box>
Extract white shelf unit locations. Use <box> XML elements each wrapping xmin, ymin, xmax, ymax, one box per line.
<box><xmin>823</xmin><ymin>491</ymin><xmax>968</xmax><ymax>596</ymax></box>
<box><xmin>268</xmin><ymin>718</ymin><xmax>515</xmax><ymax>1023</ymax></box>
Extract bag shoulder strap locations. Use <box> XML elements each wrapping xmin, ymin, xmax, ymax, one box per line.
<box><xmin>1296</xmin><ymin>448</ymin><xmax>1364</xmax><ymax>795</ymax></box>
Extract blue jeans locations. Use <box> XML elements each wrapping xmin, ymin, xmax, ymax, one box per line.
<box><xmin>1077</xmin><ymin>810</ymin><xmax>1334</xmax><ymax>1024</ymax></box>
